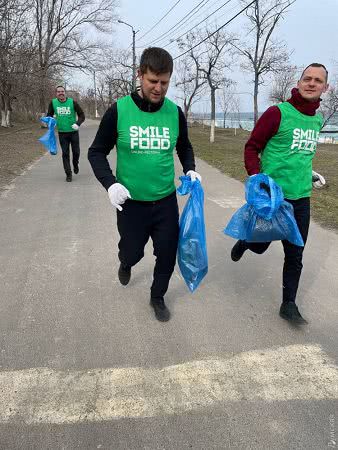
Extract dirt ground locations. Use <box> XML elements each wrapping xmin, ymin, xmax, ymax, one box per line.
<box><xmin>0</xmin><ymin>123</ymin><xmax>46</xmax><ymax>192</ymax></box>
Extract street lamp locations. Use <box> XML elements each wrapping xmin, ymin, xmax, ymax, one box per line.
<box><xmin>118</xmin><ymin>19</ymin><xmax>138</xmax><ymax>92</ymax></box>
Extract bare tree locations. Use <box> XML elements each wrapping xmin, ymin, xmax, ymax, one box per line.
<box><xmin>0</xmin><ymin>0</ymin><xmax>36</xmax><ymax>126</ymax></box>
<box><xmin>178</xmin><ymin>27</ymin><xmax>235</xmax><ymax>142</ymax></box>
<box><xmin>320</xmin><ymin>79</ymin><xmax>338</xmax><ymax>129</ymax></box>
<box><xmin>200</xmin><ymin>27</ymin><xmax>235</xmax><ymax>142</ymax></box>
<box><xmin>98</xmin><ymin>49</ymin><xmax>135</xmax><ymax>107</ymax></box>
<box><xmin>80</xmin><ymin>49</ymin><xmax>136</xmax><ymax>116</ymax></box>
<box><xmin>109</xmin><ymin>50</ymin><xmax>135</xmax><ymax>99</ymax></box>
<box><xmin>269</xmin><ymin>64</ymin><xmax>297</xmax><ymax>103</ymax></box>
<box><xmin>218</xmin><ymin>84</ymin><xmax>236</xmax><ymax>128</ymax></box>
<box><xmin>231</xmin><ymin>96</ymin><xmax>242</xmax><ymax>134</ymax></box>
<box><xmin>32</xmin><ymin>0</ymin><xmax>117</xmax><ymax>112</ymax></box>
<box><xmin>235</xmin><ymin>0</ymin><xmax>293</xmax><ymax>124</ymax></box>
<box><xmin>174</xmin><ymin>53</ymin><xmax>207</xmax><ymax>120</ymax></box>
<box><xmin>79</xmin><ymin>87</ymin><xmax>96</xmax><ymax>117</ymax></box>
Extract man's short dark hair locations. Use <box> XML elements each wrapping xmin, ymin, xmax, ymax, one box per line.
<box><xmin>56</xmin><ymin>85</ymin><xmax>65</xmax><ymax>91</ymax></box>
<box><xmin>139</xmin><ymin>47</ymin><xmax>173</xmax><ymax>75</ymax></box>
<box><xmin>300</xmin><ymin>63</ymin><xmax>328</xmax><ymax>82</ymax></box>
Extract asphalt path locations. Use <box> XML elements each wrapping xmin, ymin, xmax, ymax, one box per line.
<box><xmin>0</xmin><ymin>119</ymin><xmax>337</xmax><ymax>449</ymax></box>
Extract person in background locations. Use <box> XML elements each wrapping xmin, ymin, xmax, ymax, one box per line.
<box><xmin>88</xmin><ymin>47</ymin><xmax>201</xmax><ymax>322</ymax></box>
<box><xmin>47</xmin><ymin>86</ymin><xmax>85</xmax><ymax>182</ymax></box>
<box><xmin>231</xmin><ymin>63</ymin><xmax>328</xmax><ymax>324</ymax></box>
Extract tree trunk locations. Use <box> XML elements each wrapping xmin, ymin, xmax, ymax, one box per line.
<box><xmin>108</xmin><ymin>84</ymin><xmax>112</xmax><ymax>106</ymax></box>
<box><xmin>1</xmin><ymin>110</ymin><xmax>10</xmax><ymax>127</ymax></box>
<box><xmin>39</xmin><ymin>89</ymin><xmax>47</xmax><ymax>113</ymax></box>
<box><xmin>1</xmin><ymin>95</ymin><xmax>10</xmax><ymax>127</ymax></box>
<box><xmin>38</xmin><ymin>68</ymin><xmax>49</xmax><ymax>113</ymax></box>
<box><xmin>253</xmin><ymin>73</ymin><xmax>259</xmax><ymax>125</ymax></box>
<box><xmin>210</xmin><ymin>87</ymin><xmax>216</xmax><ymax>143</ymax></box>
<box><xmin>1</xmin><ymin>110</ymin><xmax>7</xmax><ymax>127</ymax></box>
<box><xmin>6</xmin><ymin>107</ymin><xmax>12</xmax><ymax>127</ymax></box>
<box><xmin>184</xmin><ymin>99</ymin><xmax>189</xmax><ymax>120</ymax></box>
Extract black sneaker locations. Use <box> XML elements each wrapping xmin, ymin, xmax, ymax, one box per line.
<box><xmin>150</xmin><ymin>297</ymin><xmax>171</xmax><ymax>322</ymax></box>
<box><xmin>74</xmin><ymin>164</ymin><xmax>79</xmax><ymax>174</ymax></box>
<box><xmin>118</xmin><ymin>263</ymin><xmax>131</xmax><ymax>286</ymax></box>
<box><xmin>66</xmin><ymin>174</ymin><xmax>72</xmax><ymax>182</ymax></box>
<box><xmin>279</xmin><ymin>302</ymin><xmax>307</xmax><ymax>324</ymax></box>
<box><xmin>231</xmin><ymin>240</ymin><xmax>247</xmax><ymax>262</ymax></box>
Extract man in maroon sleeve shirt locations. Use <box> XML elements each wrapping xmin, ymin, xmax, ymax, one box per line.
<box><xmin>231</xmin><ymin>63</ymin><xmax>329</xmax><ymax>324</ymax></box>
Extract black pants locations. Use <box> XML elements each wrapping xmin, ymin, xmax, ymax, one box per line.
<box><xmin>58</xmin><ymin>131</ymin><xmax>80</xmax><ymax>176</ymax></box>
<box><xmin>116</xmin><ymin>192</ymin><xmax>179</xmax><ymax>299</ymax></box>
<box><xmin>245</xmin><ymin>197</ymin><xmax>310</xmax><ymax>303</ymax></box>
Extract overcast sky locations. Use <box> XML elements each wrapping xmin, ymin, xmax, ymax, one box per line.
<box><xmin>88</xmin><ymin>0</ymin><xmax>338</xmax><ymax>112</ymax></box>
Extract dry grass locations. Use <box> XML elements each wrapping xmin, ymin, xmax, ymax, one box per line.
<box><xmin>0</xmin><ymin>123</ymin><xmax>45</xmax><ymax>191</ymax></box>
<box><xmin>189</xmin><ymin>125</ymin><xmax>338</xmax><ymax>232</ymax></box>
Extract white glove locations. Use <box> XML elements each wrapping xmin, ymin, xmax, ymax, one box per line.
<box><xmin>71</xmin><ymin>123</ymin><xmax>79</xmax><ymax>131</ymax></box>
<box><xmin>108</xmin><ymin>183</ymin><xmax>131</xmax><ymax>211</ymax></box>
<box><xmin>186</xmin><ymin>170</ymin><xmax>202</xmax><ymax>182</ymax></box>
<box><xmin>312</xmin><ymin>170</ymin><xmax>326</xmax><ymax>189</ymax></box>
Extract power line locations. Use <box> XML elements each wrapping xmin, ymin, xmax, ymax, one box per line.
<box><xmin>140</xmin><ymin>0</ymin><xmax>212</xmax><ymax>48</ymax></box>
<box><xmin>173</xmin><ymin>0</ymin><xmax>256</xmax><ymax>60</ymax></box>
<box><xmin>128</xmin><ymin>0</ymin><xmax>212</xmax><ymax>52</ymax></box>
<box><xmin>150</xmin><ymin>0</ymin><xmax>212</xmax><ymax>46</ymax></box>
<box><xmin>164</xmin><ymin>0</ymin><xmax>234</xmax><ymax>49</ymax></box>
<box><xmin>137</xmin><ymin>0</ymin><xmax>182</xmax><ymax>42</ymax></box>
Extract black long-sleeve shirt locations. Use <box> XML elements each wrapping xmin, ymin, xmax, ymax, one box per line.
<box><xmin>88</xmin><ymin>91</ymin><xmax>196</xmax><ymax>191</ymax></box>
<box><xmin>47</xmin><ymin>99</ymin><xmax>85</xmax><ymax>127</ymax></box>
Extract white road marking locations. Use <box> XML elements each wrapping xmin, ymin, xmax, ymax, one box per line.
<box><xmin>207</xmin><ymin>196</ymin><xmax>244</xmax><ymax>209</ymax></box>
<box><xmin>1</xmin><ymin>344</ymin><xmax>337</xmax><ymax>424</ymax></box>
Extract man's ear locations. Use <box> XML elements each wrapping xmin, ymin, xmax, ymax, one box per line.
<box><xmin>137</xmin><ymin>69</ymin><xmax>142</xmax><ymax>80</ymax></box>
<box><xmin>323</xmin><ymin>83</ymin><xmax>329</xmax><ymax>94</ymax></box>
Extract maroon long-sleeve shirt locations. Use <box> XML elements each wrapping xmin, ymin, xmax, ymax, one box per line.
<box><xmin>244</xmin><ymin>88</ymin><xmax>321</xmax><ymax>175</ymax></box>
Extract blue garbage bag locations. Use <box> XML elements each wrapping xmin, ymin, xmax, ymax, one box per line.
<box><xmin>224</xmin><ymin>174</ymin><xmax>304</xmax><ymax>246</ymax></box>
<box><xmin>177</xmin><ymin>175</ymin><xmax>208</xmax><ymax>292</ymax></box>
<box><xmin>38</xmin><ymin>117</ymin><xmax>57</xmax><ymax>155</ymax></box>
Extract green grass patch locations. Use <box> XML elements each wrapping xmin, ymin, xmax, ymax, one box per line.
<box><xmin>189</xmin><ymin>124</ymin><xmax>338</xmax><ymax>232</ymax></box>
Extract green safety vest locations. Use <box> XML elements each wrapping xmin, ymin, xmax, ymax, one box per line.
<box><xmin>261</xmin><ymin>101</ymin><xmax>323</xmax><ymax>199</ymax></box>
<box><xmin>52</xmin><ymin>97</ymin><xmax>76</xmax><ymax>132</ymax></box>
<box><xmin>116</xmin><ymin>95</ymin><xmax>179</xmax><ymax>201</ymax></box>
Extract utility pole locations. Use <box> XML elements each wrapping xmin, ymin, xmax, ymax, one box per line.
<box><xmin>118</xmin><ymin>20</ymin><xmax>138</xmax><ymax>92</ymax></box>
<box><xmin>132</xmin><ymin>28</ymin><xmax>137</xmax><ymax>91</ymax></box>
<box><xmin>93</xmin><ymin>70</ymin><xmax>99</xmax><ymax>118</ymax></box>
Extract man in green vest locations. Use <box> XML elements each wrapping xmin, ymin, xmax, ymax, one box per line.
<box><xmin>47</xmin><ymin>86</ymin><xmax>85</xmax><ymax>182</ymax></box>
<box><xmin>88</xmin><ymin>47</ymin><xmax>201</xmax><ymax>322</ymax></box>
<box><xmin>231</xmin><ymin>63</ymin><xmax>329</xmax><ymax>324</ymax></box>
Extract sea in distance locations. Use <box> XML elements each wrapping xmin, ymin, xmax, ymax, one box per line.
<box><xmin>190</xmin><ymin>112</ymin><xmax>338</xmax><ymax>142</ymax></box>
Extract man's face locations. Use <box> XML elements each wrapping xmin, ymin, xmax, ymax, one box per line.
<box><xmin>297</xmin><ymin>66</ymin><xmax>328</xmax><ymax>102</ymax></box>
<box><xmin>138</xmin><ymin>69</ymin><xmax>171</xmax><ymax>104</ymax></box>
<box><xmin>56</xmin><ymin>87</ymin><xmax>66</xmax><ymax>102</ymax></box>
